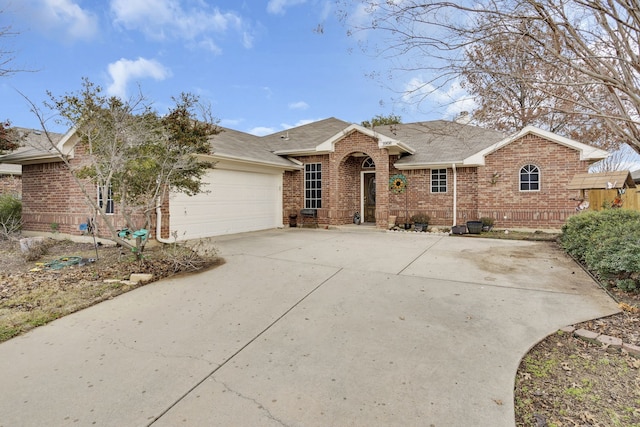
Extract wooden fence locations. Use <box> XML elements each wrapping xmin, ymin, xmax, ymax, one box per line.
<box><xmin>587</xmin><ymin>188</ymin><xmax>640</xmax><ymax>211</ymax></box>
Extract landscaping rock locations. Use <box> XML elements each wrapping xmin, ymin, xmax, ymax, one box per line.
<box><xmin>129</xmin><ymin>273</ymin><xmax>153</xmax><ymax>284</ymax></box>
<box><xmin>19</xmin><ymin>236</ymin><xmax>45</xmax><ymax>254</ymax></box>
<box><xmin>622</xmin><ymin>342</ymin><xmax>640</xmax><ymax>358</ymax></box>
<box><xmin>596</xmin><ymin>334</ymin><xmax>623</xmax><ymax>351</ymax></box>
<box><xmin>574</xmin><ymin>328</ymin><xmax>599</xmax><ymax>343</ymax></box>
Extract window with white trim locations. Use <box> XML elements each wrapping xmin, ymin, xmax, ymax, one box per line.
<box><xmin>519</xmin><ymin>164</ymin><xmax>540</xmax><ymax>191</ymax></box>
<box><xmin>362</xmin><ymin>157</ymin><xmax>375</xmax><ymax>169</ymax></box>
<box><xmin>304</xmin><ymin>163</ymin><xmax>322</xmax><ymax>209</ymax></box>
<box><xmin>98</xmin><ymin>184</ymin><xmax>114</xmax><ymax>214</ymax></box>
<box><xmin>431</xmin><ymin>168</ymin><xmax>447</xmax><ymax>193</ymax></box>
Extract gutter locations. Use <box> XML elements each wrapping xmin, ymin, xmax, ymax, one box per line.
<box><xmin>155</xmin><ymin>204</ymin><xmax>174</xmax><ymax>244</ymax></box>
<box><xmin>452</xmin><ymin>163</ymin><xmax>458</xmax><ymax>227</ymax></box>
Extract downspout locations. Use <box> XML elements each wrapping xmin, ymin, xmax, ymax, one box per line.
<box><xmin>155</xmin><ymin>204</ymin><xmax>174</xmax><ymax>244</ymax></box>
<box><xmin>452</xmin><ymin>163</ymin><xmax>458</xmax><ymax>227</ymax></box>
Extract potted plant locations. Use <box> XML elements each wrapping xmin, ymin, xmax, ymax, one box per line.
<box><xmin>411</xmin><ymin>213</ymin><xmax>430</xmax><ymax>232</ymax></box>
<box><xmin>480</xmin><ymin>217</ymin><xmax>494</xmax><ymax>232</ymax></box>
<box><xmin>466</xmin><ymin>220</ymin><xmax>483</xmax><ymax>234</ymax></box>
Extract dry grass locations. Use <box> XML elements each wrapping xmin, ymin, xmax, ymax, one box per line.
<box><xmin>0</xmin><ymin>238</ymin><xmax>221</xmax><ymax>342</ymax></box>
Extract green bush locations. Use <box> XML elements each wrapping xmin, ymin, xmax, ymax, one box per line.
<box><xmin>0</xmin><ymin>194</ymin><xmax>21</xmax><ymax>221</ymax></box>
<box><xmin>561</xmin><ymin>209</ymin><xmax>640</xmax><ymax>260</ymax></box>
<box><xmin>561</xmin><ymin>209</ymin><xmax>640</xmax><ymax>291</ymax></box>
<box><xmin>0</xmin><ymin>194</ymin><xmax>22</xmax><ymax>237</ymax></box>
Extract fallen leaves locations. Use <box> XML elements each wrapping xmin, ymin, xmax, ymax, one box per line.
<box><xmin>515</xmin><ymin>315</ymin><xmax>640</xmax><ymax>427</ymax></box>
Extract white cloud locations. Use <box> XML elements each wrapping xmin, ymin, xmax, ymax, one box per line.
<box><xmin>248</xmin><ymin>126</ymin><xmax>276</xmax><ymax>136</ymax></box>
<box><xmin>242</xmin><ymin>31</ymin><xmax>254</xmax><ymax>49</ymax></box>
<box><xmin>403</xmin><ymin>76</ymin><xmax>476</xmax><ymax>120</ymax></box>
<box><xmin>319</xmin><ymin>1</ymin><xmax>333</xmax><ymax>22</ymax></box>
<box><xmin>110</xmin><ymin>0</ymin><xmax>252</xmax><ymax>50</ymax></box>
<box><xmin>219</xmin><ymin>118</ymin><xmax>243</xmax><ymax>127</ymax></box>
<box><xmin>288</xmin><ymin>101</ymin><xmax>309</xmax><ymax>110</ymax></box>
<box><xmin>249</xmin><ymin>118</ymin><xmax>321</xmax><ymax>136</ymax></box>
<box><xmin>281</xmin><ymin>118</ymin><xmax>318</xmax><ymax>129</ymax></box>
<box><xmin>25</xmin><ymin>0</ymin><xmax>98</xmax><ymax>40</ymax></box>
<box><xmin>198</xmin><ymin>38</ymin><xmax>223</xmax><ymax>55</ymax></box>
<box><xmin>345</xmin><ymin>1</ymin><xmax>378</xmax><ymax>42</ymax></box>
<box><xmin>267</xmin><ymin>0</ymin><xmax>307</xmax><ymax>15</ymax></box>
<box><xmin>106</xmin><ymin>57</ymin><xmax>171</xmax><ymax>98</ymax></box>
<box><xmin>262</xmin><ymin>86</ymin><xmax>273</xmax><ymax>99</ymax></box>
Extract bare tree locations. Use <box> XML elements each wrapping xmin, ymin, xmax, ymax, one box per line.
<box><xmin>0</xmin><ymin>13</ymin><xmax>18</xmax><ymax>78</ymax></box>
<box><xmin>590</xmin><ymin>144</ymin><xmax>639</xmax><ymax>173</ymax></box>
<box><xmin>461</xmin><ymin>20</ymin><xmax>620</xmax><ymax>149</ymax></box>
<box><xmin>0</xmin><ymin>9</ymin><xmax>27</xmax><ymax>153</ymax></box>
<box><xmin>341</xmin><ymin>0</ymin><xmax>640</xmax><ymax>153</ymax></box>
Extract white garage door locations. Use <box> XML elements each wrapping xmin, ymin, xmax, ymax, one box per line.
<box><xmin>168</xmin><ymin>167</ymin><xmax>283</xmax><ymax>240</ymax></box>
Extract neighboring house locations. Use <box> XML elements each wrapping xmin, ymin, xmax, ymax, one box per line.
<box><xmin>0</xmin><ymin>118</ymin><xmax>608</xmax><ymax>241</ymax></box>
<box><xmin>632</xmin><ymin>169</ymin><xmax>640</xmax><ymax>186</ymax></box>
<box><xmin>0</xmin><ymin>162</ymin><xmax>21</xmax><ymax>196</ymax></box>
<box><xmin>0</xmin><ymin>128</ymin><xmax>67</xmax><ymax>198</ymax></box>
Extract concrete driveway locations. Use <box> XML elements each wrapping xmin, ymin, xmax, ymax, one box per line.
<box><xmin>0</xmin><ymin>229</ymin><xmax>619</xmax><ymax>426</ymax></box>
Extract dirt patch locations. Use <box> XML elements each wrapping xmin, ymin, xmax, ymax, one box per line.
<box><xmin>515</xmin><ymin>309</ymin><xmax>640</xmax><ymax>426</ymax></box>
<box><xmin>0</xmin><ymin>237</ymin><xmax>221</xmax><ymax>342</ymax></box>
<box><xmin>514</xmin><ymin>273</ymin><xmax>640</xmax><ymax>426</ymax></box>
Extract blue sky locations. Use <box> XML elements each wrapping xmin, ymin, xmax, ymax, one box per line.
<box><xmin>0</xmin><ymin>0</ymin><xmax>468</xmax><ymax>136</ymax></box>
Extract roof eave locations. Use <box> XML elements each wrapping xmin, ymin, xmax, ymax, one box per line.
<box><xmin>394</xmin><ymin>161</ymin><xmax>468</xmax><ymax>170</ymax></box>
<box><xmin>273</xmin><ymin>148</ymin><xmax>329</xmax><ymax>156</ymax></box>
<box><xmin>379</xmin><ymin>138</ymin><xmax>416</xmax><ymax>155</ymax></box>
<box><xmin>0</xmin><ymin>127</ymin><xmax>78</xmax><ymax>165</ymax></box>
<box><xmin>200</xmin><ymin>153</ymin><xmax>302</xmax><ymax>171</ymax></box>
<box><xmin>462</xmin><ymin>125</ymin><xmax>611</xmax><ymax>165</ymax></box>
<box><xmin>0</xmin><ymin>151</ymin><xmax>67</xmax><ymax>165</ymax></box>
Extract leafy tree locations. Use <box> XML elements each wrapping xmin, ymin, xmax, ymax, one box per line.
<box><xmin>0</xmin><ymin>121</ymin><xmax>20</xmax><ymax>153</ymax></box>
<box><xmin>361</xmin><ymin>113</ymin><xmax>402</xmax><ymax>128</ymax></box>
<box><xmin>0</xmin><ymin>194</ymin><xmax>21</xmax><ymax>239</ymax></box>
<box><xmin>30</xmin><ymin>78</ymin><xmax>219</xmax><ymax>257</ymax></box>
<box><xmin>341</xmin><ymin>0</ymin><xmax>640</xmax><ymax>154</ymax></box>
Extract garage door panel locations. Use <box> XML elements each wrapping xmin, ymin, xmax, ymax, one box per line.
<box><xmin>169</xmin><ymin>169</ymin><xmax>282</xmax><ymax>240</ymax></box>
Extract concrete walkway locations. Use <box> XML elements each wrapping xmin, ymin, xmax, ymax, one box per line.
<box><xmin>0</xmin><ymin>229</ymin><xmax>619</xmax><ymax>426</ymax></box>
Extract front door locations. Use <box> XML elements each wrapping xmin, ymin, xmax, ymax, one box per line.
<box><xmin>363</xmin><ymin>173</ymin><xmax>376</xmax><ymax>223</ymax></box>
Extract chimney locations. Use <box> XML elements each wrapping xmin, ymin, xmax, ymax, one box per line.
<box><xmin>455</xmin><ymin>111</ymin><xmax>471</xmax><ymax>125</ymax></box>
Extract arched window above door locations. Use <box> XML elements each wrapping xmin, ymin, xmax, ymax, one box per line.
<box><xmin>362</xmin><ymin>157</ymin><xmax>375</xmax><ymax>169</ymax></box>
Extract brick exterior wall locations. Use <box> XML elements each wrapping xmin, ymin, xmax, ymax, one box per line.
<box><xmin>0</xmin><ymin>175</ymin><xmax>21</xmax><ymax>197</ymax></box>
<box><xmin>21</xmin><ymin>145</ymin><xmax>155</xmax><ymax>238</ymax></box>
<box><xmin>476</xmin><ymin>134</ymin><xmax>589</xmax><ymax>228</ymax></box>
<box><xmin>19</xmin><ymin>129</ymin><xmax>593</xmax><ymax>236</ymax></box>
<box><xmin>281</xmin><ymin>131</ymin><xmax>592</xmax><ymax>230</ymax></box>
<box><xmin>284</xmin><ymin>131</ymin><xmax>391</xmax><ymax>228</ymax></box>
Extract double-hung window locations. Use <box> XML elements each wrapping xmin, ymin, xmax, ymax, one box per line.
<box><xmin>305</xmin><ymin>163</ymin><xmax>322</xmax><ymax>209</ymax></box>
<box><xmin>98</xmin><ymin>184</ymin><xmax>114</xmax><ymax>214</ymax></box>
<box><xmin>431</xmin><ymin>169</ymin><xmax>447</xmax><ymax>193</ymax></box>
